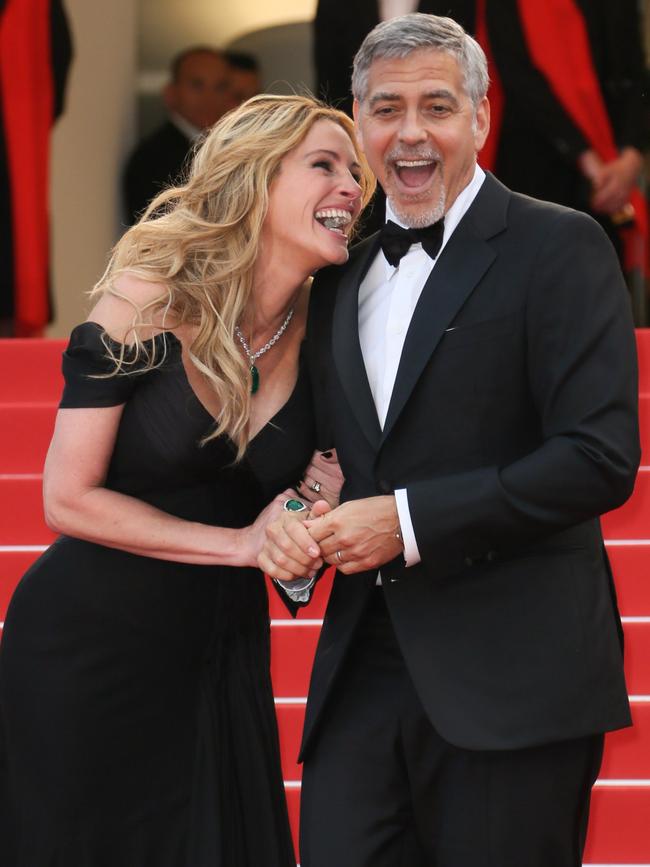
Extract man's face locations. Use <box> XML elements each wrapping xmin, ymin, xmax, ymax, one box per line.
<box><xmin>165</xmin><ymin>52</ymin><xmax>236</xmax><ymax>130</ymax></box>
<box><xmin>353</xmin><ymin>49</ymin><xmax>489</xmax><ymax>227</ymax></box>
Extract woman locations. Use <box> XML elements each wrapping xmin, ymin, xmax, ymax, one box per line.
<box><xmin>0</xmin><ymin>95</ymin><xmax>374</xmax><ymax>866</ymax></box>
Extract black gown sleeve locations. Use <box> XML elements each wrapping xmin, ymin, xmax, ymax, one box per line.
<box><xmin>59</xmin><ymin>321</ymin><xmax>176</xmax><ymax>408</ymax></box>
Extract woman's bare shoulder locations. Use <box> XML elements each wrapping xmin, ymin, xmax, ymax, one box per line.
<box><xmin>87</xmin><ymin>273</ymin><xmax>179</xmax><ymax>343</ymax></box>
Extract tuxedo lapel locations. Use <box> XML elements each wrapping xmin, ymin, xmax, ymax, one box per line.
<box><xmin>332</xmin><ymin>235</ymin><xmax>383</xmax><ymax>451</ymax></box>
<box><xmin>381</xmin><ymin>174</ymin><xmax>509</xmax><ymax>444</ymax></box>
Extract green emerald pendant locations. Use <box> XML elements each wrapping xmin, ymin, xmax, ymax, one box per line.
<box><xmin>250</xmin><ymin>364</ymin><xmax>260</xmax><ymax>395</ymax></box>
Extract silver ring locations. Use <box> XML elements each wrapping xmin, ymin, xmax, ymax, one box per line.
<box><xmin>336</xmin><ymin>550</ymin><xmax>344</xmax><ymax>563</ymax></box>
<box><xmin>309</xmin><ymin>480</ymin><xmax>322</xmax><ymax>494</ymax></box>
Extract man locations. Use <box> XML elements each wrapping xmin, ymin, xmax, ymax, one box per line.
<box><xmin>314</xmin><ymin>0</ymin><xmax>474</xmax><ymax>117</ymax></box>
<box><xmin>260</xmin><ymin>13</ymin><xmax>640</xmax><ymax>867</ymax></box>
<box><xmin>314</xmin><ymin>0</ymin><xmax>475</xmax><ymax>237</ymax></box>
<box><xmin>122</xmin><ymin>46</ymin><xmax>235</xmax><ymax>224</ymax></box>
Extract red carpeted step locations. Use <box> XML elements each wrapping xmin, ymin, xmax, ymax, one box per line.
<box><xmin>5</xmin><ymin>470</ymin><xmax>650</xmax><ymax>549</ymax></box>
<box><xmin>0</xmin><ymin>404</ymin><xmax>57</xmax><ymax>473</ymax></box>
<box><xmin>283</xmin><ymin>785</ymin><xmax>650</xmax><ymax>864</ymax></box>
<box><xmin>276</xmin><ymin>702</ymin><xmax>305</xmax><ymax>781</ymax></box>
<box><xmin>0</xmin><ymin>478</ymin><xmax>55</xmax><ymax>546</ymax></box>
<box><xmin>601</xmin><ymin>469</ymin><xmax>650</xmax><ymax>539</ymax></box>
<box><xmin>600</xmin><ymin>702</ymin><xmax>650</xmax><ymax>779</ymax></box>
<box><xmin>621</xmin><ymin>620</ymin><xmax>650</xmax><ymax>695</ymax></box>
<box><xmin>277</xmin><ymin>700</ymin><xmax>650</xmax><ymax>783</ymax></box>
<box><xmin>2</xmin><ymin>330</ymin><xmax>648</xmax><ymax>403</ymax></box>
<box><xmin>607</xmin><ymin>544</ymin><xmax>650</xmax><ymax>614</ymax></box>
<box><xmin>583</xmin><ymin>785</ymin><xmax>650</xmax><ymax>863</ymax></box>
<box><xmin>2</xmin><ymin>545</ymin><xmax>644</xmax><ymax>624</ymax></box>
<box><xmin>270</xmin><ymin>620</ymin><xmax>650</xmax><ymax>698</ymax></box>
<box><xmin>0</xmin><ymin>338</ymin><xmax>65</xmax><ymax>402</ymax></box>
<box><xmin>270</xmin><ymin>624</ymin><xmax>320</xmax><ymax>698</ymax></box>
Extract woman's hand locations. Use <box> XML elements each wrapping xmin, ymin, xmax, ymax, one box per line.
<box><xmin>298</xmin><ymin>449</ymin><xmax>344</xmax><ymax>509</ymax></box>
<box><xmin>258</xmin><ymin>499</ymin><xmax>330</xmax><ymax>582</ymax></box>
<box><xmin>239</xmin><ymin>488</ymin><xmax>316</xmax><ymax>569</ymax></box>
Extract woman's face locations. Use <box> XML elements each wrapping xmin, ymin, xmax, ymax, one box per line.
<box><xmin>262</xmin><ymin>119</ymin><xmax>364</xmax><ymax>273</ymax></box>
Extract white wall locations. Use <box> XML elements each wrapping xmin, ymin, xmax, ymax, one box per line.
<box><xmin>48</xmin><ymin>0</ymin><xmax>137</xmax><ymax>336</ymax></box>
<box><xmin>139</xmin><ymin>0</ymin><xmax>316</xmax><ymax>66</ymax></box>
<box><xmin>47</xmin><ymin>0</ymin><xmax>317</xmax><ymax>337</ymax></box>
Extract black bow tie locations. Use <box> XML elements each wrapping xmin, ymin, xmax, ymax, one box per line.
<box><xmin>379</xmin><ymin>218</ymin><xmax>445</xmax><ymax>268</ymax></box>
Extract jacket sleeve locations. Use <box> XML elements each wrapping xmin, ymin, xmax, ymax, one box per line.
<box><xmin>405</xmin><ymin>209</ymin><xmax>640</xmax><ymax>577</ymax></box>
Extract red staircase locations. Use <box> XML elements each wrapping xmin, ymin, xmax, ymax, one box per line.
<box><xmin>1</xmin><ymin>334</ymin><xmax>649</xmax><ymax>865</ymax></box>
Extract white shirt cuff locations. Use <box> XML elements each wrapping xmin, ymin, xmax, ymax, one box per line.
<box><xmin>394</xmin><ymin>488</ymin><xmax>421</xmax><ymax>567</ymax></box>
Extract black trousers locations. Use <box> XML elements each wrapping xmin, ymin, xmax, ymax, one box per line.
<box><xmin>300</xmin><ymin>588</ymin><xmax>604</xmax><ymax>867</ymax></box>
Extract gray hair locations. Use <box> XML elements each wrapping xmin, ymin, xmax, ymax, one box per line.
<box><xmin>351</xmin><ymin>13</ymin><xmax>489</xmax><ymax>109</ymax></box>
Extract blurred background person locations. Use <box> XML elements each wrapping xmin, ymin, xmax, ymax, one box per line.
<box><xmin>224</xmin><ymin>50</ymin><xmax>262</xmax><ymax>103</ymax></box>
<box><xmin>122</xmin><ymin>46</ymin><xmax>236</xmax><ymax>225</ymax></box>
<box><xmin>478</xmin><ymin>0</ymin><xmax>649</xmax><ymax>282</ymax></box>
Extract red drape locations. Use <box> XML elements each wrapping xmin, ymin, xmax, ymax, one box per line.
<box><xmin>0</xmin><ymin>0</ymin><xmax>54</xmax><ymax>336</ymax></box>
<box><xmin>476</xmin><ymin>0</ymin><xmax>649</xmax><ymax>277</ymax></box>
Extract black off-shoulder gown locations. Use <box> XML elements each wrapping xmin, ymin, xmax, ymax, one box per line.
<box><xmin>0</xmin><ymin>323</ymin><xmax>314</xmax><ymax>866</ymax></box>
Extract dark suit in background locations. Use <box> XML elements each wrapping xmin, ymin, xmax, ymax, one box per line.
<box><xmin>122</xmin><ymin>47</ymin><xmax>237</xmax><ymax>225</ymax></box>
<box><xmin>122</xmin><ymin>121</ymin><xmax>192</xmax><ymax>225</ymax></box>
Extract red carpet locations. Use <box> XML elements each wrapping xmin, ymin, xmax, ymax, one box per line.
<box><xmin>1</xmin><ymin>334</ymin><xmax>649</xmax><ymax>864</ymax></box>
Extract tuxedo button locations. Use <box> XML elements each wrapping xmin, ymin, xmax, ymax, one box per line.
<box><xmin>485</xmin><ymin>550</ymin><xmax>497</xmax><ymax>563</ymax></box>
<box><xmin>464</xmin><ymin>556</ymin><xmax>474</xmax><ymax>567</ymax></box>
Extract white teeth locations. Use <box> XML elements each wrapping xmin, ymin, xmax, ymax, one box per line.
<box><xmin>395</xmin><ymin>159</ymin><xmax>434</xmax><ymax>167</ymax></box>
<box><xmin>314</xmin><ymin>208</ymin><xmax>352</xmax><ymax>232</ymax></box>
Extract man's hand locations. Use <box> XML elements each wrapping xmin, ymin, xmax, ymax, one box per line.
<box><xmin>590</xmin><ymin>148</ymin><xmax>644</xmax><ymax>215</ymax></box>
<box><xmin>258</xmin><ymin>499</ymin><xmax>331</xmax><ymax>582</ymax></box>
<box><xmin>304</xmin><ymin>496</ymin><xmax>403</xmax><ymax>574</ymax></box>
<box><xmin>579</xmin><ymin>147</ymin><xmax>644</xmax><ymax>216</ymax></box>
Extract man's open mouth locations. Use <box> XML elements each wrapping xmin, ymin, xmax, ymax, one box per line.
<box><xmin>393</xmin><ymin>159</ymin><xmax>437</xmax><ymax>188</ymax></box>
<box><xmin>314</xmin><ymin>209</ymin><xmax>352</xmax><ymax>236</ymax></box>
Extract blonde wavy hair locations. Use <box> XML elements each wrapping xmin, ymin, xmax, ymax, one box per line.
<box><xmin>93</xmin><ymin>94</ymin><xmax>375</xmax><ymax>460</ymax></box>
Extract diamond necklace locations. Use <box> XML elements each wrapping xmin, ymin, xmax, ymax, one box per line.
<box><xmin>234</xmin><ymin>308</ymin><xmax>294</xmax><ymax>394</ymax></box>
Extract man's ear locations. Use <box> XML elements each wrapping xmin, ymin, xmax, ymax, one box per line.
<box><xmin>352</xmin><ymin>99</ymin><xmax>365</xmax><ymax>152</ymax></box>
<box><xmin>474</xmin><ymin>96</ymin><xmax>490</xmax><ymax>153</ymax></box>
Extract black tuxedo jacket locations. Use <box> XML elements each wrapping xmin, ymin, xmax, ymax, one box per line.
<box><xmin>300</xmin><ymin>173</ymin><xmax>639</xmax><ymax>759</ymax></box>
<box><xmin>122</xmin><ymin>121</ymin><xmax>192</xmax><ymax>225</ymax></box>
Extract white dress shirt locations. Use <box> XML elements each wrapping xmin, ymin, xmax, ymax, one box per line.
<box><xmin>278</xmin><ymin>165</ymin><xmax>485</xmax><ymax>601</ymax></box>
<box><xmin>359</xmin><ymin>164</ymin><xmax>486</xmax><ymax>566</ymax></box>
<box><xmin>169</xmin><ymin>111</ymin><xmax>203</xmax><ymax>143</ymax></box>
